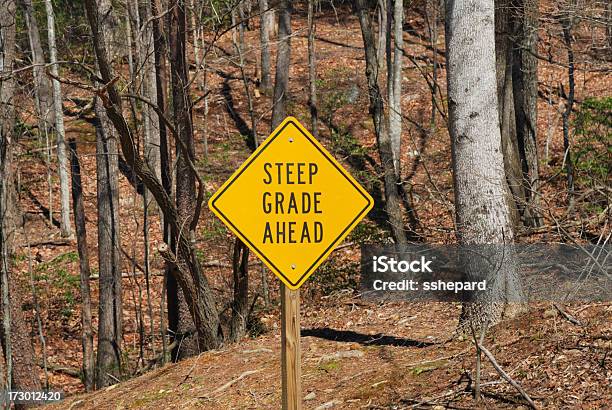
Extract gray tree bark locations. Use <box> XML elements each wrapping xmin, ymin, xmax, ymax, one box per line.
<box><xmin>258</xmin><ymin>0</ymin><xmax>272</xmax><ymax>92</ymax></box>
<box><xmin>387</xmin><ymin>0</ymin><xmax>403</xmax><ymax>176</ymax></box>
<box><xmin>84</xmin><ymin>0</ymin><xmax>222</xmax><ymax>362</ymax></box>
<box><xmin>168</xmin><ymin>0</ymin><xmax>221</xmax><ymax>358</ymax></box>
<box><xmin>355</xmin><ymin>0</ymin><xmax>408</xmax><ymax>246</ymax></box>
<box><xmin>91</xmin><ymin>0</ymin><xmax>123</xmax><ymax>389</ymax></box>
<box><xmin>141</xmin><ymin>0</ymin><xmax>161</xmax><ymax>182</ymax></box>
<box><xmin>494</xmin><ymin>0</ymin><xmax>523</xmax><ymax>229</ymax></box>
<box><xmin>68</xmin><ymin>139</ymin><xmax>94</xmax><ymax>392</ymax></box>
<box><xmin>445</xmin><ymin>0</ymin><xmax>523</xmax><ymax>330</ymax></box>
<box><xmin>168</xmin><ymin>0</ymin><xmax>199</xmax><ymax>360</ymax></box>
<box><xmin>377</xmin><ymin>0</ymin><xmax>387</xmax><ymax>70</ymax></box>
<box><xmin>271</xmin><ymin>0</ymin><xmax>291</xmax><ymax>128</ymax></box>
<box><xmin>44</xmin><ymin>0</ymin><xmax>72</xmax><ymax>238</ymax></box>
<box><xmin>511</xmin><ymin>0</ymin><xmax>542</xmax><ymax>227</ymax></box>
<box><xmin>307</xmin><ymin>0</ymin><xmax>318</xmax><ymax>138</ymax></box>
<box><xmin>229</xmin><ymin>239</ymin><xmax>249</xmax><ymax>342</ymax></box>
<box><xmin>20</xmin><ymin>0</ymin><xmax>54</xmax><ymax>132</ymax></box>
<box><xmin>1</xmin><ymin>1</ymin><xmax>43</xmax><ymax>400</ymax></box>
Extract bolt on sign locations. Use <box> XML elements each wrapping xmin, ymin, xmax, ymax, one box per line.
<box><xmin>208</xmin><ymin>117</ymin><xmax>373</xmax><ymax>289</ymax></box>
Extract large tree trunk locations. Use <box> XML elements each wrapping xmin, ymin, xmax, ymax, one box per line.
<box><xmin>511</xmin><ymin>0</ymin><xmax>542</xmax><ymax>227</ymax></box>
<box><xmin>168</xmin><ymin>0</ymin><xmax>221</xmax><ymax>359</ymax></box>
<box><xmin>169</xmin><ymin>0</ymin><xmax>198</xmax><ymax>360</ymax></box>
<box><xmin>445</xmin><ymin>0</ymin><xmax>523</xmax><ymax>331</ymax></box>
<box><xmin>44</xmin><ymin>0</ymin><xmax>72</xmax><ymax>238</ymax></box>
<box><xmin>92</xmin><ymin>0</ymin><xmax>123</xmax><ymax>389</ymax></box>
<box><xmin>68</xmin><ymin>139</ymin><xmax>94</xmax><ymax>392</ymax></box>
<box><xmin>355</xmin><ymin>0</ymin><xmax>408</xmax><ymax>246</ymax></box>
<box><xmin>1</xmin><ymin>0</ymin><xmax>43</xmax><ymax>400</ymax></box>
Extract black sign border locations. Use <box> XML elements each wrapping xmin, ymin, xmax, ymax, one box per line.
<box><xmin>210</xmin><ymin>119</ymin><xmax>373</xmax><ymax>287</ymax></box>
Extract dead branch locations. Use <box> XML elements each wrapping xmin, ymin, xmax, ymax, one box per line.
<box><xmin>553</xmin><ymin>303</ymin><xmax>583</xmax><ymax>326</ymax></box>
<box><xmin>38</xmin><ymin>362</ymin><xmax>80</xmax><ymax>378</ymax></box>
<box><xmin>477</xmin><ymin>342</ymin><xmax>538</xmax><ymax>409</ymax></box>
<box><xmin>203</xmin><ymin>369</ymin><xmax>262</xmax><ymax>398</ymax></box>
<box><xmin>20</xmin><ymin>238</ymin><xmax>74</xmax><ymax>247</ymax></box>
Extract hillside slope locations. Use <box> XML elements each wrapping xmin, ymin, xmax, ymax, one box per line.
<box><xmin>50</xmin><ymin>299</ymin><xmax>611</xmax><ymax>409</ymax></box>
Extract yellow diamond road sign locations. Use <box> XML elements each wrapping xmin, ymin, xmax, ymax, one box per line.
<box><xmin>208</xmin><ymin>117</ymin><xmax>373</xmax><ymax>290</ymax></box>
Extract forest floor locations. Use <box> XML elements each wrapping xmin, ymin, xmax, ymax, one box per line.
<box><xmin>8</xmin><ymin>3</ymin><xmax>610</xmax><ymax>409</ymax></box>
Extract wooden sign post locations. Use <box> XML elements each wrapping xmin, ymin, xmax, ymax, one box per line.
<box><xmin>208</xmin><ymin>117</ymin><xmax>373</xmax><ymax>409</ymax></box>
<box><xmin>281</xmin><ymin>285</ymin><xmax>301</xmax><ymax>410</ymax></box>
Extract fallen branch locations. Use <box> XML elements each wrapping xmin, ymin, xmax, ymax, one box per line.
<box><xmin>553</xmin><ymin>303</ymin><xmax>582</xmax><ymax>326</ymax></box>
<box><xmin>21</xmin><ymin>238</ymin><xmax>74</xmax><ymax>247</ymax></box>
<box><xmin>477</xmin><ymin>343</ymin><xmax>538</xmax><ymax>409</ymax></box>
<box><xmin>140</xmin><ymin>340</ymin><xmax>179</xmax><ymax>373</ymax></box>
<box><xmin>202</xmin><ymin>369</ymin><xmax>261</xmax><ymax>398</ymax></box>
<box><xmin>39</xmin><ymin>362</ymin><xmax>80</xmax><ymax>378</ymax></box>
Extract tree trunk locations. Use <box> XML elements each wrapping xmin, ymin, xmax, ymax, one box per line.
<box><xmin>511</xmin><ymin>0</ymin><xmax>542</xmax><ymax>227</ymax></box>
<box><xmin>169</xmin><ymin>0</ymin><xmax>199</xmax><ymax>360</ymax></box>
<box><xmin>68</xmin><ymin>139</ymin><xmax>94</xmax><ymax>392</ymax></box>
<box><xmin>258</xmin><ymin>0</ymin><xmax>272</xmax><ymax>92</ymax></box>
<box><xmin>560</xmin><ymin>13</ymin><xmax>575</xmax><ymax>211</ymax></box>
<box><xmin>376</xmin><ymin>0</ymin><xmax>387</xmax><ymax>70</ymax></box>
<box><xmin>388</xmin><ymin>0</ymin><xmax>403</xmax><ymax>177</ymax></box>
<box><xmin>84</xmin><ymin>0</ymin><xmax>222</xmax><ymax>360</ymax></box>
<box><xmin>168</xmin><ymin>0</ymin><xmax>221</xmax><ymax>358</ymax></box>
<box><xmin>229</xmin><ymin>239</ymin><xmax>249</xmax><ymax>342</ymax></box>
<box><xmin>445</xmin><ymin>0</ymin><xmax>523</xmax><ymax>331</ymax></box>
<box><xmin>141</xmin><ymin>0</ymin><xmax>161</xmax><ymax>182</ymax></box>
<box><xmin>355</xmin><ymin>0</ymin><xmax>408</xmax><ymax>246</ymax></box>
<box><xmin>44</xmin><ymin>0</ymin><xmax>72</xmax><ymax>238</ymax></box>
<box><xmin>150</xmin><ymin>0</ymin><xmax>172</xmax><ymax>360</ymax></box>
<box><xmin>150</xmin><ymin>0</ymin><xmax>171</xmax><ymax>203</ymax></box>
<box><xmin>1</xmin><ymin>1</ymin><xmax>43</xmax><ymax>400</ymax></box>
<box><xmin>271</xmin><ymin>0</ymin><xmax>291</xmax><ymax>128</ymax></box>
<box><xmin>92</xmin><ymin>0</ymin><xmax>123</xmax><ymax>389</ymax></box>
<box><xmin>495</xmin><ymin>0</ymin><xmax>523</xmax><ymax>229</ymax></box>
<box><xmin>20</xmin><ymin>0</ymin><xmax>54</xmax><ymax>132</ymax></box>
<box><xmin>307</xmin><ymin>0</ymin><xmax>318</xmax><ymax>138</ymax></box>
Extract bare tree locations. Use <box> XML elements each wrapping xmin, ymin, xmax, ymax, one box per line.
<box><xmin>258</xmin><ymin>0</ymin><xmax>273</xmax><ymax>93</ymax></box>
<box><xmin>229</xmin><ymin>239</ymin><xmax>249</xmax><ymax>342</ymax></box>
<box><xmin>445</xmin><ymin>0</ymin><xmax>523</xmax><ymax>330</ymax></box>
<box><xmin>271</xmin><ymin>0</ymin><xmax>291</xmax><ymax>127</ymax></box>
<box><xmin>85</xmin><ymin>0</ymin><xmax>223</xmax><ymax>360</ymax></box>
<box><xmin>68</xmin><ymin>139</ymin><xmax>94</xmax><ymax>392</ymax></box>
<box><xmin>511</xmin><ymin>0</ymin><xmax>543</xmax><ymax>227</ymax></box>
<box><xmin>387</xmin><ymin>0</ymin><xmax>403</xmax><ymax>177</ymax></box>
<box><xmin>168</xmin><ymin>0</ymin><xmax>200</xmax><ymax>359</ymax></box>
<box><xmin>1</xmin><ymin>0</ymin><xmax>43</xmax><ymax>400</ymax></box>
<box><xmin>44</xmin><ymin>0</ymin><xmax>72</xmax><ymax>238</ymax></box>
<box><xmin>307</xmin><ymin>0</ymin><xmax>318</xmax><ymax>138</ymax></box>
<box><xmin>354</xmin><ymin>0</ymin><xmax>409</xmax><ymax>246</ymax></box>
<box><xmin>495</xmin><ymin>0</ymin><xmax>524</xmax><ymax>229</ymax></box>
<box><xmin>140</xmin><ymin>0</ymin><xmax>161</xmax><ymax>182</ymax></box>
<box><xmin>560</xmin><ymin>9</ymin><xmax>576</xmax><ymax>211</ymax></box>
<box><xmin>20</xmin><ymin>0</ymin><xmax>54</xmax><ymax>133</ymax></box>
<box><xmin>91</xmin><ymin>0</ymin><xmax>123</xmax><ymax>388</ymax></box>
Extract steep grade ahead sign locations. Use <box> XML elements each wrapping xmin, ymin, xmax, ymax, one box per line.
<box><xmin>208</xmin><ymin>117</ymin><xmax>373</xmax><ymax>289</ymax></box>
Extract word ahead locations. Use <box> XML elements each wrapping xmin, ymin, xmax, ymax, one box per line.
<box><xmin>208</xmin><ymin>117</ymin><xmax>373</xmax><ymax>290</ymax></box>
